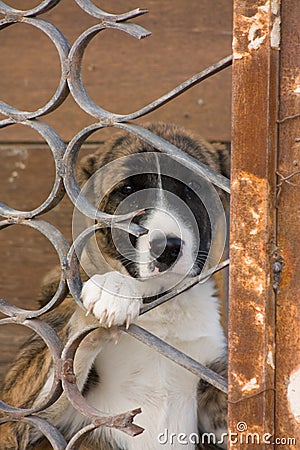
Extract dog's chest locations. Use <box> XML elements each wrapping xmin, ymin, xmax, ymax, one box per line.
<box><xmin>89</xmin><ymin>336</ymin><xmax>198</xmax><ymax>449</ymax></box>
<box><xmin>85</xmin><ymin>281</ymin><xmax>225</xmax><ymax>449</ymax></box>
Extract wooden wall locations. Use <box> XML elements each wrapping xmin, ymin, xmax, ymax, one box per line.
<box><xmin>0</xmin><ymin>0</ymin><xmax>232</xmax><ymax>382</ymax></box>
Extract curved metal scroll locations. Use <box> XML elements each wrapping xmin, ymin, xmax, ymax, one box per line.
<box><xmin>0</xmin><ymin>0</ymin><xmax>231</xmax><ymax>446</ymax></box>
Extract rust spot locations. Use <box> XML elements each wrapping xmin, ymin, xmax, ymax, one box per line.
<box><xmin>232</xmin><ymin>372</ymin><xmax>261</xmax><ymax>394</ymax></box>
<box><xmin>61</xmin><ymin>359</ymin><xmax>76</xmax><ymax>384</ymax></box>
<box><xmin>233</xmin><ymin>3</ymin><xmax>268</xmax><ymax>59</ymax></box>
<box><xmin>233</xmin><ymin>1</ymin><xmax>281</xmax><ymax>58</ymax></box>
<box><xmin>294</xmin><ymin>73</ymin><xmax>300</xmax><ymax>94</ymax></box>
<box><xmin>271</xmin><ymin>16</ymin><xmax>281</xmax><ymax>49</ymax></box>
<box><xmin>231</xmin><ymin>171</ymin><xmax>268</xmax><ymax>296</ymax></box>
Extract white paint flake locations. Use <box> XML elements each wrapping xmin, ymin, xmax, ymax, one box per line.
<box><xmin>267</xmin><ymin>351</ymin><xmax>275</xmax><ymax>370</ymax></box>
<box><xmin>287</xmin><ymin>367</ymin><xmax>300</xmax><ymax>422</ymax></box>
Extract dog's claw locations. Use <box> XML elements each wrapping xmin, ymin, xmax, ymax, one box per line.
<box><xmin>82</xmin><ymin>273</ymin><xmax>141</xmax><ymax>329</ymax></box>
<box><xmin>126</xmin><ymin>313</ymin><xmax>131</xmax><ymax>330</ymax></box>
<box><xmin>85</xmin><ymin>300</ymin><xmax>95</xmax><ymax>317</ymax></box>
<box><xmin>99</xmin><ymin>309</ymin><xmax>108</xmax><ymax>325</ymax></box>
<box><xmin>108</xmin><ymin>312</ymin><xmax>115</xmax><ymax>328</ymax></box>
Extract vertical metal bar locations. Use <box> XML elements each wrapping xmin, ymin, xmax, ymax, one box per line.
<box><xmin>229</xmin><ymin>1</ymin><xmax>280</xmax><ymax>447</ymax></box>
<box><xmin>276</xmin><ymin>0</ymin><xmax>300</xmax><ymax>447</ymax></box>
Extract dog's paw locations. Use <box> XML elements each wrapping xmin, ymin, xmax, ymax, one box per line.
<box><xmin>81</xmin><ymin>272</ymin><xmax>142</xmax><ymax>329</ymax></box>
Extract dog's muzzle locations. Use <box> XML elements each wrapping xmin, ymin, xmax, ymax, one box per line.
<box><xmin>150</xmin><ymin>235</ymin><xmax>183</xmax><ymax>272</ymax></box>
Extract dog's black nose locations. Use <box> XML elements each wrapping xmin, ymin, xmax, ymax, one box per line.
<box><xmin>150</xmin><ymin>236</ymin><xmax>182</xmax><ymax>270</ymax></box>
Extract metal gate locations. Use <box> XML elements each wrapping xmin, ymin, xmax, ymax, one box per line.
<box><xmin>0</xmin><ymin>1</ymin><xmax>230</xmax><ymax>447</ymax></box>
<box><xmin>229</xmin><ymin>1</ymin><xmax>300</xmax><ymax>449</ymax></box>
<box><xmin>0</xmin><ymin>0</ymin><xmax>299</xmax><ymax>449</ymax></box>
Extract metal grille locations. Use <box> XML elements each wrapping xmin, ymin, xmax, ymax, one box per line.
<box><xmin>0</xmin><ymin>1</ymin><xmax>231</xmax><ymax>447</ymax></box>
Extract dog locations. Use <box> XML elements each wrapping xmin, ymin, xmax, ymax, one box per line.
<box><xmin>0</xmin><ymin>123</ymin><xmax>230</xmax><ymax>449</ymax></box>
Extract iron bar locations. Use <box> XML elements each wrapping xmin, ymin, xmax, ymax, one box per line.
<box><xmin>141</xmin><ymin>259</ymin><xmax>229</xmax><ymax>315</ymax></box>
<box><xmin>229</xmin><ymin>0</ymin><xmax>279</xmax><ymax>447</ymax></box>
<box><xmin>126</xmin><ymin>324</ymin><xmax>228</xmax><ymax>394</ymax></box>
<box><xmin>275</xmin><ymin>0</ymin><xmax>300</xmax><ymax>446</ymax></box>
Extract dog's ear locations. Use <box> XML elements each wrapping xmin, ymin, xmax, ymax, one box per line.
<box><xmin>77</xmin><ymin>153</ymin><xmax>98</xmax><ymax>185</ymax></box>
<box><xmin>77</xmin><ymin>133</ymin><xmax>127</xmax><ymax>186</ymax></box>
<box><xmin>77</xmin><ymin>142</ymin><xmax>110</xmax><ymax>185</ymax></box>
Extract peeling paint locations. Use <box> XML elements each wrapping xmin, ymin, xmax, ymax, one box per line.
<box><xmin>259</xmin><ymin>2</ymin><xmax>270</xmax><ymax>14</ymax></box>
<box><xmin>251</xmin><ymin>303</ymin><xmax>265</xmax><ymax>325</ymax></box>
<box><xmin>249</xmin><ymin>228</ymin><xmax>258</xmax><ymax>235</ymax></box>
<box><xmin>233</xmin><ymin>1</ymin><xmax>281</xmax><ymax>58</ymax></box>
<box><xmin>231</xmin><ymin>172</ymin><xmax>268</xmax><ymax>299</ymax></box>
<box><xmin>287</xmin><ymin>367</ymin><xmax>300</xmax><ymax>422</ymax></box>
<box><xmin>271</xmin><ymin>16</ymin><xmax>281</xmax><ymax>50</ymax></box>
<box><xmin>256</xmin><ymin>283</ymin><xmax>264</xmax><ymax>295</ymax></box>
<box><xmin>294</xmin><ymin>75</ymin><xmax>300</xmax><ymax>94</ymax></box>
<box><xmin>248</xmin><ymin>22</ymin><xmax>266</xmax><ymax>51</ymax></box>
<box><xmin>267</xmin><ymin>351</ymin><xmax>275</xmax><ymax>370</ymax></box>
<box><xmin>271</xmin><ymin>0</ymin><xmax>280</xmax><ymax>15</ymax></box>
<box><xmin>231</xmin><ymin>243</ymin><xmax>243</xmax><ymax>251</ymax></box>
<box><xmin>241</xmin><ymin>377</ymin><xmax>260</xmax><ymax>393</ymax></box>
<box><xmin>255</xmin><ymin>312</ymin><xmax>264</xmax><ymax>325</ymax></box>
<box><xmin>250</xmin><ymin>208</ymin><xmax>260</xmax><ymax>222</ymax></box>
<box><xmin>248</xmin><ymin>276</ymin><xmax>265</xmax><ymax>294</ymax></box>
<box><xmin>246</xmin><ymin>3</ymin><xmax>269</xmax><ymax>52</ymax></box>
<box><xmin>232</xmin><ymin>373</ymin><xmax>260</xmax><ymax>393</ymax></box>
<box><xmin>244</xmin><ymin>256</ymin><xmax>256</xmax><ymax>266</ymax></box>
<box><xmin>232</xmin><ymin>37</ymin><xmax>245</xmax><ymax>60</ymax></box>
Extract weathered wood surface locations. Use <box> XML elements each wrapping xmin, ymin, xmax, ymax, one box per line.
<box><xmin>0</xmin><ymin>0</ymin><xmax>232</xmax><ymax>142</ymax></box>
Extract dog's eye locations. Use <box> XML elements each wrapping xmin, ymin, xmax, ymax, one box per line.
<box><xmin>120</xmin><ymin>184</ymin><xmax>134</xmax><ymax>196</ymax></box>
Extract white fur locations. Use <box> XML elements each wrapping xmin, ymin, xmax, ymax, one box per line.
<box><xmin>137</xmin><ymin>208</ymin><xmax>196</xmax><ymax>281</ymax></box>
<box><xmin>79</xmin><ymin>278</ymin><xmax>225</xmax><ymax>450</ymax></box>
<box><xmin>35</xmin><ymin>277</ymin><xmax>226</xmax><ymax>449</ymax></box>
<box><xmin>136</xmin><ymin>172</ymin><xmax>198</xmax><ymax>281</ymax></box>
<box><xmin>81</xmin><ymin>272</ymin><xmax>142</xmax><ymax>328</ymax></box>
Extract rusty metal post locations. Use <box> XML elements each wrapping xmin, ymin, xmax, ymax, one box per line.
<box><xmin>229</xmin><ymin>1</ymin><xmax>280</xmax><ymax>447</ymax></box>
<box><xmin>276</xmin><ymin>0</ymin><xmax>300</xmax><ymax>447</ymax></box>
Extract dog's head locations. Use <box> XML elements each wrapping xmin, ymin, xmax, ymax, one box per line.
<box><xmin>76</xmin><ymin>123</ymin><xmax>229</xmax><ymax>295</ymax></box>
